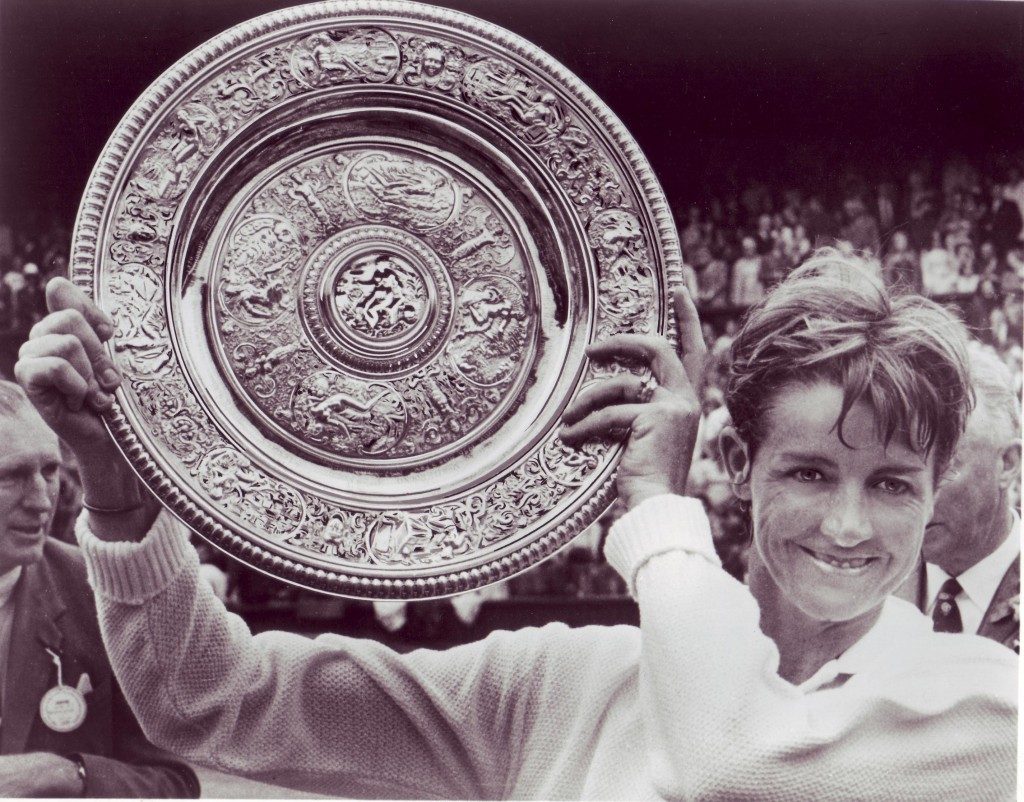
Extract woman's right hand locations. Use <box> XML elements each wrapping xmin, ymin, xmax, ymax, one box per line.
<box><xmin>15</xmin><ymin>278</ymin><xmax>157</xmax><ymax>538</ymax></box>
<box><xmin>14</xmin><ymin>278</ymin><xmax>120</xmax><ymax>452</ymax></box>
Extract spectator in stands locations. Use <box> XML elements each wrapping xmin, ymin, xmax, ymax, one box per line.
<box><xmin>730</xmin><ymin>236</ymin><xmax>764</xmax><ymax>307</ymax></box>
<box><xmin>882</xmin><ymin>230</ymin><xmax>921</xmax><ymax>293</ymax></box>
<box><xmin>840</xmin><ymin>197</ymin><xmax>881</xmax><ymax>257</ymax></box>
<box><xmin>1002</xmin><ymin>165</ymin><xmax>1024</xmax><ymax>243</ymax></box>
<box><xmin>759</xmin><ymin>239</ymin><xmax>790</xmax><ymax>291</ymax></box>
<box><xmin>680</xmin><ymin>205</ymin><xmax>704</xmax><ymax>262</ymax></box>
<box><xmin>693</xmin><ymin>246</ymin><xmax>728</xmax><ymax>309</ymax></box>
<box><xmin>921</xmin><ymin>231</ymin><xmax>958</xmax><ymax>297</ymax></box>
<box><xmin>875</xmin><ymin>182</ymin><xmax>898</xmax><ymax>235</ymax></box>
<box><xmin>954</xmin><ymin>242</ymin><xmax>979</xmax><ymax>295</ymax></box>
<box><xmin>907</xmin><ymin>168</ymin><xmax>939</xmax><ymax>250</ymax></box>
<box><xmin>982</xmin><ymin>181</ymin><xmax>1024</xmax><ymax>257</ymax></box>
<box><xmin>801</xmin><ymin>195</ymin><xmax>836</xmax><ymax>248</ymax></box>
<box><xmin>754</xmin><ymin>214</ymin><xmax>774</xmax><ymax>256</ymax></box>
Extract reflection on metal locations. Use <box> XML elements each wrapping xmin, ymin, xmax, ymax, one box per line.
<box><xmin>73</xmin><ymin>0</ymin><xmax>679</xmax><ymax>598</ymax></box>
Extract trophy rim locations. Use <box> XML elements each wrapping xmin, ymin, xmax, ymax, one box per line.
<box><xmin>71</xmin><ymin>0</ymin><xmax>682</xmax><ymax>599</ymax></box>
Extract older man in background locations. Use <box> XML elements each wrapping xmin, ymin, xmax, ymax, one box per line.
<box><xmin>899</xmin><ymin>342</ymin><xmax>1021</xmax><ymax>651</ymax></box>
<box><xmin>0</xmin><ymin>380</ymin><xmax>199</xmax><ymax>797</ymax></box>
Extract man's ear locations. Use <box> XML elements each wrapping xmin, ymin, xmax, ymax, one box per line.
<box><xmin>719</xmin><ymin>426</ymin><xmax>753</xmax><ymax>501</ymax></box>
<box><xmin>997</xmin><ymin>437</ymin><xmax>1021</xmax><ymax>492</ymax></box>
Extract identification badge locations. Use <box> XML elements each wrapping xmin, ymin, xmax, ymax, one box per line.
<box><xmin>40</xmin><ymin>648</ymin><xmax>88</xmax><ymax>733</ymax></box>
<box><xmin>40</xmin><ymin>685</ymin><xmax>87</xmax><ymax>732</ymax></box>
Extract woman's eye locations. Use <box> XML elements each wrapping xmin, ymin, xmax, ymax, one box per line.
<box><xmin>793</xmin><ymin>468</ymin><xmax>822</xmax><ymax>482</ymax></box>
<box><xmin>877</xmin><ymin>478</ymin><xmax>909</xmax><ymax>495</ymax></box>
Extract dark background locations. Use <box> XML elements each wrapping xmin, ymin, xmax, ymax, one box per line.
<box><xmin>1</xmin><ymin>0</ymin><xmax>1022</xmax><ymax>229</ymax></box>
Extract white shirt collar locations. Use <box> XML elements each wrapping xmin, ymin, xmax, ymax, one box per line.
<box><xmin>799</xmin><ymin>596</ymin><xmax>933</xmax><ymax>692</ymax></box>
<box><xmin>925</xmin><ymin>513</ymin><xmax>1020</xmax><ymax>623</ymax></box>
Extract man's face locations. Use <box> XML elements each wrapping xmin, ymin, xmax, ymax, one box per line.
<box><xmin>0</xmin><ymin>411</ymin><xmax>61</xmax><ymax>573</ymax></box>
<box><xmin>735</xmin><ymin>381</ymin><xmax>935</xmax><ymax>622</ymax></box>
<box><xmin>924</xmin><ymin>403</ymin><xmax>1016</xmax><ymax>576</ymax></box>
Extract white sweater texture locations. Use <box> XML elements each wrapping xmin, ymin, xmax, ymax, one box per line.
<box><xmin>76</xmin><ymin>494</ymin><xmax>1017</xmax><ymax>800</ymax></box>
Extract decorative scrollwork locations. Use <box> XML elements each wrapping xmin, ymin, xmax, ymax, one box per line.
<box><xmin>196</xmin><ymin>448</ymin><xmax>306</xmax><ymax>537</ymax></box>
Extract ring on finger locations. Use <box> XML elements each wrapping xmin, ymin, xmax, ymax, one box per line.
<box><xmin>636</xmin><ymin>374</ymin><xmax>657</xmax><ymax>404</ymax></box>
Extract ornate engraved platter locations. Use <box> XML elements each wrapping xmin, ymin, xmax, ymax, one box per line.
<box><xmin>71</xmin><ymin>0</ymin><xmax>681</xmax><ymax>598</ymax></box>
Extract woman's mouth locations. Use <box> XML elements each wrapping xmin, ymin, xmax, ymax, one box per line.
<box><xmin>799</xmin><ymin>545</ymin><xmax>877</xmax><ymax>574</ymax></box>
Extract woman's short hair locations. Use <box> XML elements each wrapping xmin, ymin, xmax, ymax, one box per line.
<box><xmin>725</xmin><ymin>248</ymin><xmax>973</xmax><ymax>476</ymax></box>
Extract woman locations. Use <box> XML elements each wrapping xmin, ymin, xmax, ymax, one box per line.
<box><xmin>14</xmin><ymin>252</ymin><xmax>1016</xmax><ymax>799</ymax></box>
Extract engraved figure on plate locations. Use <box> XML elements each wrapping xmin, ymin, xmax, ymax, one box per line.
<box><xmin>233</xmin><ymin>340</ymin><xmax>306</xmax><ymax>398</ymax></box>
<box><xmin>218</xmin><ymin>214</ymin><xmax>303</xmax><ymax>325</ymax></box>
<box><xmin>332</xmin><ymin>252</ymin><xmax>428</xmax><ymax>339</ymax></box>
<box><xmin>106</xmin><ymin>262</ymin><xmax>172</xmax><ymax>377</ymax></box>
<box><xmin>289</xmin><ymin>28</ymin><xmax>400</xmax><ymax>87</ymax></box>
<box><xmin>461</xmin><ymin>58</ymin><xmax>567</xmax><ymax>145</ymax></box>
<box><xmin>588</xmin><ymin>208</ymin><xmax>656</xmax><ymax>339</ymax></box>
<box><xmin>446</xmin><ymin>205</ymin><xmax>516</xmax><ymax>276</ymax></box>
<box><xmin>344</xmin><ymin>152</ymin><xmax>459</xmax><ymax>232</ymax></box>
<box><xmin>289</xmin><ymin>371</ymin><xmax>407</xmax><ymax>456</ymax></box>
<box><xmin>449</xmin><ymin>275</ymin><xmax>529</xmax><ymax>386</ymax></box>
<box><xmin>399</xmin><ymin>38</ymin><xmax>465</xmax><ymax>93</ymax></box>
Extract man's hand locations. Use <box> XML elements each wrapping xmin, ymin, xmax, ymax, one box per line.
<box><xmin>561</xmin><ymin>286</ymin><xmax>707</xmax><ymax>510</ymax></box>
<box><xmin>0</xmin><ymin>752</ymin><xmax>84</xmax><ymax>797</ymax></box>
<box><xmin>15</xmin><ymin>278</ymin><xmax>158</xmax><ymax>540</ymax></box>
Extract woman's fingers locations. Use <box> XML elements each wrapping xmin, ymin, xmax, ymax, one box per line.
<box><xmin>672</xmin><ymin>286</ymin><xmax>708</xmax><ymax>394</ymax></box>
<box><xmin>46</xmin><ymin>277</ymin><xmax>115</xmax><ymax>341</ymax></box>
<box><xmin>14</xmin><ymin>355</ymin><xmax>92</xmax><ymax>413</ymax></box>
<box><xmin>586</xmin><ymin>334</ymin><xmax>687</xmax><ymax>391</ymax></box>
<box><xmin>35</xmin><ymin>285</ymin><xmax>121</xmax><ymax>391</ymax></box>
<box><xmin>18</xmin><ymin>333</ymin><xmax>112</xmax><ymax>411</ymax></box>
<box><xmin>560</xmin><ymin>403</ymin><xmax>645</xmax><ymax>445</ymax></box>
<box><xmin>563</xmin><ymin>373</ymin><xmax>651</xmax><ymax>426</ymax></box>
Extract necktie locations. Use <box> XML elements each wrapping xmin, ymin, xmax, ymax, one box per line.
<box><xmin>932</xmin><ymin>576</ymin><xmax>964</xmax><ymax>633</ymax></box>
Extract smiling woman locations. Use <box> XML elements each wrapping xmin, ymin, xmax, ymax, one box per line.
<box><xmin>716</xmin><ymin>250</ymin><xmax>978</xmax><ymax>681</ymax></box>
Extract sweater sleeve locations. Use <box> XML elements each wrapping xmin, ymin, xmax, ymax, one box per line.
<box><xmin>74</xmin><ymin>510</ymin><xmax>582</xmax><ymax>800</ymax></box>
<box><xmin>605</xmin><ymin>494</ymin><xmax>1018</xmax><ymax>802</ymax></box>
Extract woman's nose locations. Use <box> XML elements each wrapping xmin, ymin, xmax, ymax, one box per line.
<box><xmin>820</xmin><ymin>487</ymin><xmax>872</xmax><ymax>546</ymax></box>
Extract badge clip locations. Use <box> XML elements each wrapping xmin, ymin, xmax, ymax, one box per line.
<box><xmin>39</xmin><ymin>648</ymin><xmax>87</xmax><ymax>733</ymax></box>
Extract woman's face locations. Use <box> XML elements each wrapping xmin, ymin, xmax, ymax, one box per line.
<box><xmin>728</xmin><ymin>381</ymin><xmax>936</xmax><ymax>622</ymax></box>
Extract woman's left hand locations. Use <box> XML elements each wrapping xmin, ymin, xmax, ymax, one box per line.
<box><xmin>561</xmin><ymin>286</ymin><xmax>707</xmax><ymax>511</ymax></box>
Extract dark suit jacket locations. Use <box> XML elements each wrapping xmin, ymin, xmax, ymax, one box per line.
<box><xmin>897</xmin><ymin>554</ymin><xmax>1020</xmax><ymax>653</ymax></box>
<box><xmin>0</xmin><ymin>537</ymin><xmax>200</xmax><ymax>797</ymax></box>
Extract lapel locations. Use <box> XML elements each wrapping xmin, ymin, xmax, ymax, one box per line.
<box><xmin>1</xmin><ymin>557</ymin><xmax>66</xmax><ymax>754</ymax></box>
<box><xmin>978</xmin><ymin>556</ymin><xmax>1020</xmax><ymax>652</ymax></box>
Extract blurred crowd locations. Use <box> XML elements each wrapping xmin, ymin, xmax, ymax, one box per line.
<box><xmin>1</xmin><ymin>152</ymin><xmax>1021</xmax><ymax>636</ymax></box>
<box><xmin>682</xmin><ymin>154</ymin><xmax>1024</xmax><ymax>582</ymax></box>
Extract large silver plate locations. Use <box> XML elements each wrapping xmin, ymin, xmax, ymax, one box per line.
<box><xmin>71</xmin><ymin>0</ymin><xmax>680</xmax><ymax>598</ymax></box>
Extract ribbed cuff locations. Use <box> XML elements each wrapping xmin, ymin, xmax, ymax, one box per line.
<box><xmin>604</xmin><ymin>494</ymin><xmax>718</xmax><ymax>596</ymax></box>
<box><xmin>75</xmin><ymin>508</ymin><xmax>197</xmax><ymax>604</ymax></box>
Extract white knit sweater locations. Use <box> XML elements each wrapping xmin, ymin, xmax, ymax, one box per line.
<box><xmin>76</xmin><ymin>495</ymin><xmax>1017</xmax><ymax>800</ymax></box>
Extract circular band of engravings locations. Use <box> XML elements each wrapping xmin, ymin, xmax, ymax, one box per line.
<box><xmin>73</xmin><ymin>0</ymin><xmax>680</xmax><ymax>598</ymax></box>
